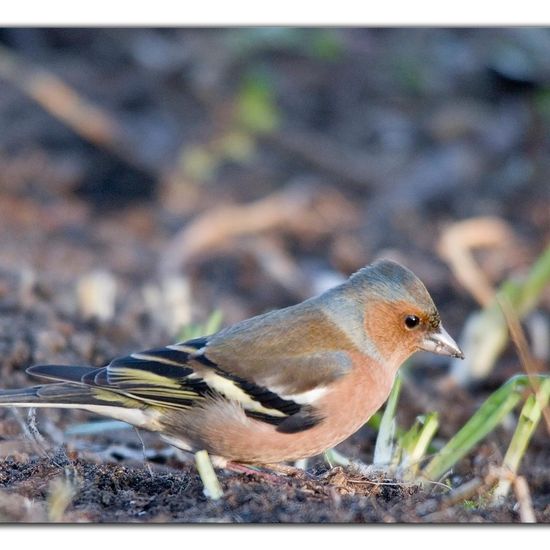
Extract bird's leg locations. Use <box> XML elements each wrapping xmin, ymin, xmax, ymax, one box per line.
<box><xmin>195</xmin><ymin>450</ymin><xmax>224</xmax><ymax>500</ymax></box>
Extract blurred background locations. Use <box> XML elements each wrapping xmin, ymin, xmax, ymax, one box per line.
<box><xmin>0</xmin><ymin>28</ymin><xmax>548</xmax><ymax>520</ymax></box>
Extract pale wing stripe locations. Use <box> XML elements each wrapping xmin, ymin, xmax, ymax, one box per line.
<box><xmin>94</xmin><ymin>387</ymin><xmax>193</xmax><ymax>411</ymax></box>
<box><xmin>130</xmin><ymin>352</ymin><xmax>188</xmax><ymax>367</ymax></box>
<box><xmin>107</xmin><ymin>367</ymin><xmax>180</xmax><ymax>387</ymax></box>
<box><xmin>129</xmin><ymin>388</ymin><xmax>201</xmax><ymax>398</ymax></box>
<box><xmin>129</xmin><ymin>399</ymin><xmax>191</xmax><ymax>410</ymax></box>
<box><xmin>200</xmin><ymin>372</ymin><xmax>286</xmax><ymax>418</ymax></box>
<box><xmin>166</xmin><ymin>344</ymin><xmax>203</xmax><ymax>354</ymax></box>
<box><xmin>271</xmin><ymin>386</ymin><xmax>329</xmax><ymax>405</ymax></box>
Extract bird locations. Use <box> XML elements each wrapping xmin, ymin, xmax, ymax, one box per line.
<box><xmin>0</xmin><ymin>259</ymin><xmax>463</xmax><ymax>470</ymax></box>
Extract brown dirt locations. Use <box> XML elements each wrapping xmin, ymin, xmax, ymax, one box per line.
<box><xmin>0</xmin><ymin>453</ymin><xmax>541</xmax><ymax>523</ymax></box>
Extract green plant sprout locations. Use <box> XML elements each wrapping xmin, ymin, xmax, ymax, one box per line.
<box><xmin>492</xmin><ymin>377</ymin><xmax>550</xmax><ymax>503</ymax></box>
<box><xmin>373</xmin><ymin>372</ymin><xmax>402</xmax><ymax>466</ymax></box>
<box><xmin>398</xmin><ymin>412</ymin><xmax>439</xmax><ymax>477</ymax></box>
<box><xmin>452</xmin><ymin>245</ymin><xmax>550</xmax><ymax>384</ymax></box>
<box><xmin>422</xmin><ymin>375</ymin><xmax>525</xmax><ymax>481</ymax></box>
<box><xmin>422</xmin><ymin>375</ymin><xmax>549</xmax><ymax>482</ymax></box>
<box><xmin>181</xmin><ymin>69</ymin><xmax>280</xmax><ymax>182</ymax></box>
<box><xmin>177</xmin><ymin>310</ymin><xmax>223</xmax><ymax>341</ymax></box>
<box><xmin>364</xmin><ymin>369</ymin><xmax>549</xmax><ymax>503</ymax></box>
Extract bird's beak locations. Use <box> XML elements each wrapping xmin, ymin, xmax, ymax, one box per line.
<box><xmin>420</xmin><ymin>324</ymin><xmax>464</xmax><ymax>359</ymax></box>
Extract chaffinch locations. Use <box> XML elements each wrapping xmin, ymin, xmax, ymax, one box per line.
<box><xmin>0</xmin><ymin>260</ymin><xmax>462</xmax><ymax>467</ymax></box>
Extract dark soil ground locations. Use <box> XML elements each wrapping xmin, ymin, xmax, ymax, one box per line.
<box><xmin>0</xmin><ymin>454</ymin><xmax>524</xmax><ymax>523</ymax></box>
<box><xmin>0</xmin><ymin>28</ymin><xmax>548</xmax><ymax>523</ymax></box>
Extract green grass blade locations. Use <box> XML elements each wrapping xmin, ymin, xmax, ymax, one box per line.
<box><xmin>324</xmin><ymin>448</ymin><xmax>351</xmax><ymax>468</ymax></box>
<box><xmin>411</xmin><ymin>413</ymin><xmax>440</xmax><ymax>463</ymax></box>
<box><xmin>203</xmin><ymin>309</ymin><xmax>224</xmax><ymax>335</ymax></box>
<box><xmin>422</xmin><ymin>375</ymin><xmax>534</xmax><ymax>481</ymax></box>
<box><xmin>178</xmin><ymin>310</ymin><xmax>223</xmax><ymax>341</ymax></box>
<box><xmin>451</xmin><ymin>307</ymin><xmax>509</xmax><ymax>385</ymax></box>
<box><xmin>366</xmin><ymin>411</ymin><xmax>382</xmax><ymax>430</ymax></box>
<box><xmin>399</xmin><ymin>418</ymin><xmax>421</xmax><ymax>465</ymax></box>
<box><xmin>451</xmin><ymin>244</ymin><xmax>550</xmax><ymax>384</ymax></box>
<box><xmin>492</xmin><ymin>377</ymin><xmax>550</xmax><ymax>502</ymax></box>
<box><xmin>373</xmin><ymin>373</ymin><xmax>402</xmax><ymax>466</ymax></box>
<box><xmin>513</xmin><ymin>245</ymin><xmax>550</xmax><ymax>317</ymax></box>
<box><xmin>401</xmin><ymin>412</ymin><xmax>439</xmax><ymax>476</ymax></box>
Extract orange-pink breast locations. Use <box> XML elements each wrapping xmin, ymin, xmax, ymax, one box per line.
<box><xmin>188</xmin><ymin>352</ymin><xmax>395</xmax><ymax>464</ymax></box>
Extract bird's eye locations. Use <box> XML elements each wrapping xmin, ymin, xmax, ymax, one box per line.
<box><xmin>404</xmin><ymin>315</ymin><xmax>421</xmax><ymax>330</ymax></box>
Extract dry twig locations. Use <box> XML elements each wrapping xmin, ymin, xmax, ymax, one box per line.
<box><xmin>160</xmin><ymin>183</ymin><xmax>359</xmax><ymax>274</ymax></box>
<box><xmin>497</xmin><ymin>297</ymin><xmax>550</xmax><ymax>434</ymax></box>
<box><xmin>438</xmin><ymin>217</ymin><xmax>515</xmax><ymax>307</ymax></box>
<box><xmin>487</xmin><ymin>466</ymin><xmax>537</xmax><ymax>523</ymax></box>
<box><xmin>512</xmin><ymin>475</ymin><xmax>537</xmax><ymax>523</ymax></box>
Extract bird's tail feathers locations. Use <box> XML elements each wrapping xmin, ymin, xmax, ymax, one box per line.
<box><xmin>26</xmin><ymin>364</ymin><xmax>101</xmax><ymax>383</ymax></box>
<box><xmin>0</xmin><ymin>382</ymin><xmax>156</xmax><ymax>429</ymax></box>
<box><xmin>0</xmin><ymin>383</ymin><xmax>102</xmax><ymax>408</ymax></box>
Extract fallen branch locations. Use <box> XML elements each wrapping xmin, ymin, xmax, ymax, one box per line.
<box><xmin>438</xmin><ymin>217</ymin><xmax>515</xmax><ymax>307</ymax></box>
<box><xmin>160</xmin><ymin>182</ymin><xmax>359</xmax><ymax>274</ymax></box>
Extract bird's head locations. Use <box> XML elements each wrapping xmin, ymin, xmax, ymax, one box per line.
<box><xmin>345</xmin><ymin>259</ymin><xmax>464</xmax><ymax>366</ymax></box>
